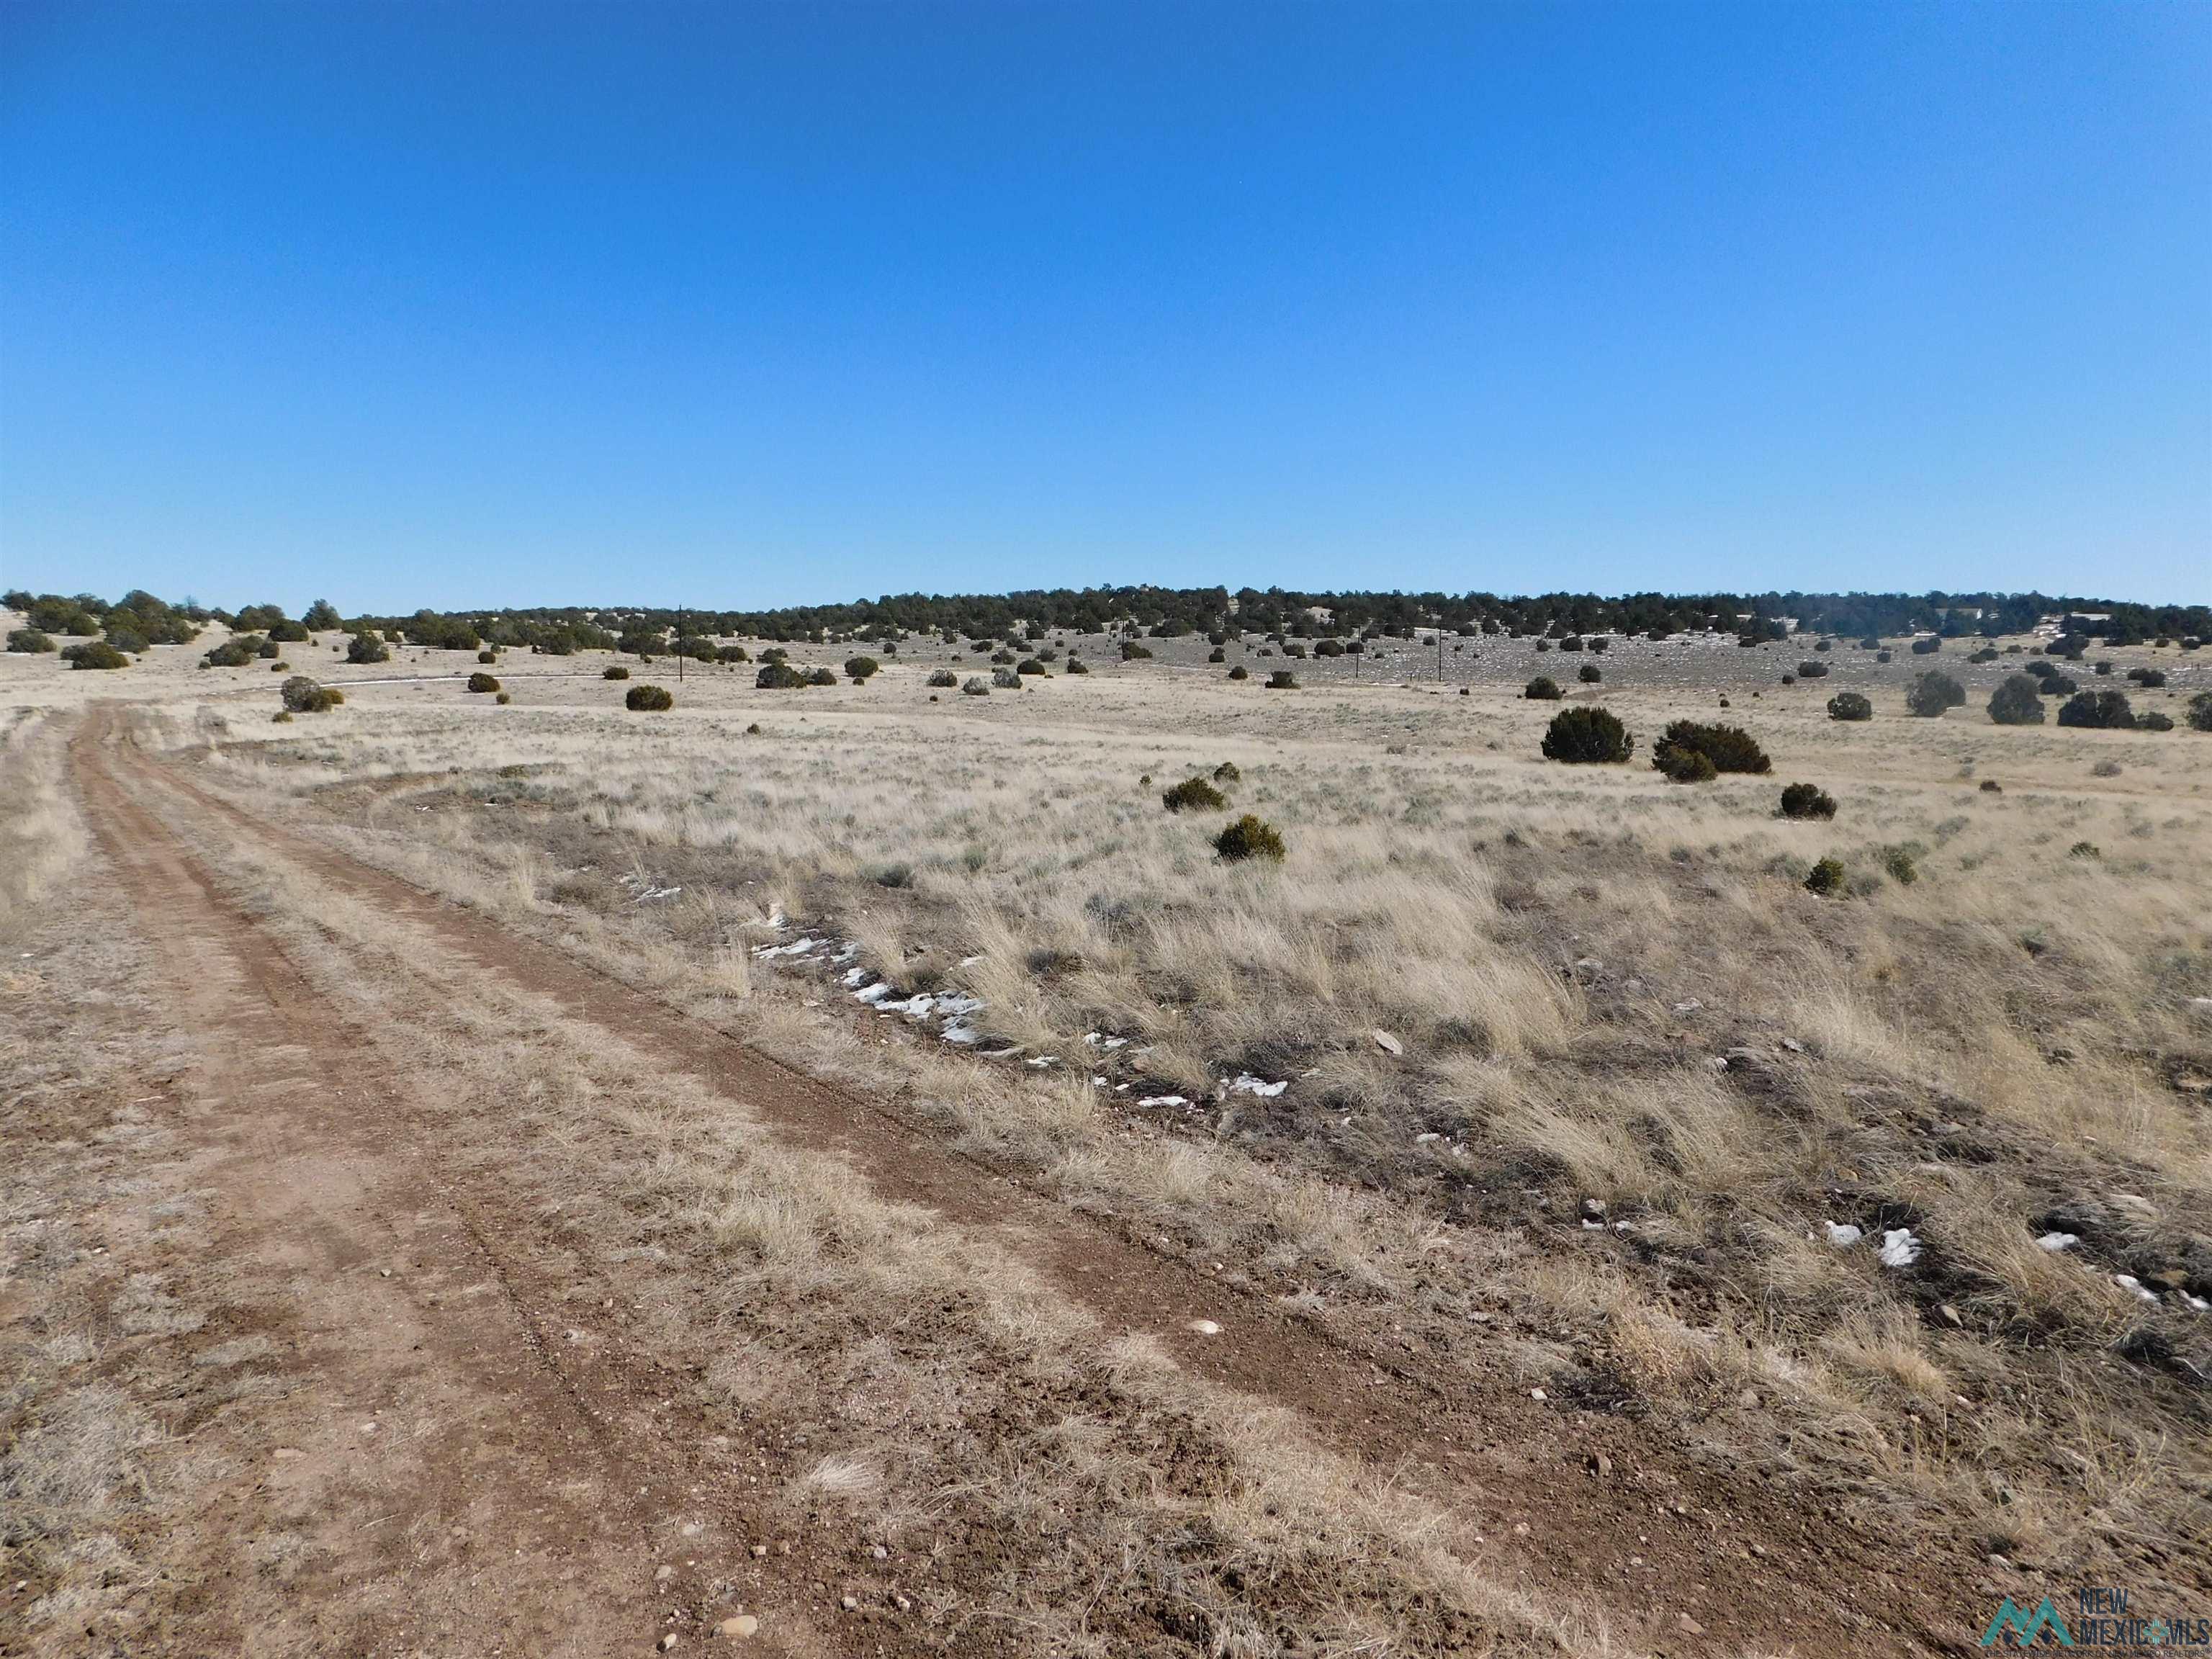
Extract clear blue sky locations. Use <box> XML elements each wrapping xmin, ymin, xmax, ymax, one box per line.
<box><xmin>3</xmin><ymin>1</ymin><xmax>2206</xmax><ymax>612</ymax></box>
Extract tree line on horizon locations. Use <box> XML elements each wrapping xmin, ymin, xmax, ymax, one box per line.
<box><xmin>9</xmin><ymin>583</ymin><xmax>2210</xmax><ymax>662</ymax></box>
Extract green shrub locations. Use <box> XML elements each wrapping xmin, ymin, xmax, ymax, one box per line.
<box><xmin>1015</xmin><ymin>657</ymin><xmax>1048</xmax><ymax>675</ymax></box>
<box><xmin>279</xmin><ymin>674</ymin><xmax>339</xmax><ymax>712</ymax></box>
<box><xmin>1905</xmin><ymin>670</ymin><xmax>1966</xmax><ymax>717</ymax></box>
<box><xmin>845</xmin><ymin>655</ymin><xmax>880</xmax><ymax>680</ymax></box>
<box><xmin>1578</xmin><ymin>664</ymin><xmax>1601</xmax><ymax>683</ymax></box>
<box><xmin>755</xmin><ymin>662</ymin><xmax>805</xmax><ymax>689</ymax></box>
<box><xmin>200</xmin><ymin>637</ymin><xmax>256</xmax><ymax>667</ymax></box>
<box><xmin>1313</xmin><ymin>639</ymin><xmax>1344</xmax><ymax>657</ymax></box>
<box><xmin>1227</xmin><ymin>664</ymin><xmax>1249</xmax><ymax>680</ymax></box>
<box><xmin>807</xmin><ymin>666</ymin><xmax>837</xmax><ymax>685</ymax></box>
<box><xmin>2136</xmin><ymin>710</ymin><xmax>2173</xmax><ymax>732</ymax></box>
<box><xmin>1653</xmin><ymin>720</ymin><xmax>1768</xmax><ymax>773</ymax></box>
<box><xmin>1779</xmin><ymin>782</ymin><xmax>1836</xmax><ymax>819</ymax></box>
<box><xmin>346</xmin><ymin>630</ymin><xmax>390</xmax><ymax>665</ymax></box>
<box><xmin>1066</xmin><ymin>657</ymin><xmax>1089</xmax><ymax>675</ymax></box>
<box><xmin>1910</xmin><ymin>635</ymin><xmax>1941</xmax><ymax>655</ymax></box>
<box><xmin>961</xmin><ymin>676</ymin><xmax>989</xmax><ymax>696</ymax></box>
<box><xmin>718</xmin><ymin>645</ymin><xmax>752</xmax><ymax>663</ymax></box>
<box><xmin>6</xmin><ymin>627</ymin><xmax>55</xmax><ymax>652</ymax></box>
<box><xmin>1804</xmin><ymin>858</ymin><xmax>1845</xmax><ymax>896</ymax></box>
<box><xmin>1542</xmin><ymin>706</ymin><xmax>1632</xmax><ymax>763</ymax></box>
<box><xmin>2188</xmin><ymin>691</ymin><xmax>2212</xmax><ymax>732</ymax></box>
<box><xmin>466</xmin><ymin>672</ymin><xmax>500</xmax><ymax>693</ymax></box>
<box><xmin>1655</xmin><ymin>744</ymin><xmax>1716</xmax><ymax>783</ymax></box>
<box><xmin>1120</xmin><ymin>641</ymin><xmax>1153</xmax><ymax>660</ymax></box>
<box><xmin>1162</xmin><ymin>775</ymin><xmax>1228</xmax><ymax>812</ymax></box>
<box><xmin>625</xmin><ymin>683</ymin><xmax>674</xmax><ymax>710</ymax></box>
<box><xmin>1523</xmin><ymin>675</ymin><xmax>1562</xmax><ymax>701</ymax></box>
<box><xmin>1214</xmin><ymin>814</ymin><xmax>1285</xmax><ymax>863</ymax></box>
<box><xmin>1213</xmin><ymin>761</ymin><xmax>1241</xmax><ymax>782</ymax></box>
<box><xmin>927</xmin><ymin>668</ymin><xmax>958</xmax><ymax>687</ymax></box>
<box><xmin>495</xmin><ymin>691</ymin><xmax>511</xmax><ymax>705</ymax></box>
<box><xmin>271</xmin><ymin>710</ymin><xmax>292</xmax><ymax>723</ymax></box>
<box><xmin>1266</xmin><ymin>670</ymin><xmax>1298</xmax><ymax>688</ymax></box>
<box><xmin>603</xmin><ymin>664</ymin><xmax>630</xmax><ymax>679</ymax></box>
<box><xmin>2069</xmin><ymin>840</ymin><xmax>2100</xmax><ymax>859</ymax></box>
<box><xmin>1881</xmin><ymin>845</ymin><xmax>1920</xmax><ymax>884</ymax></box>
<box><xmin>1876</xmin><ymin>649</ymin><xmax>1892</xmax><ymax>664</ymax></box>
<box><xmin>2126</xmin><ymin>667</ymin><xmax>2167</xmax><ymax>688</ymax></box>
<box><xmin>1208</xmin><ymin>647</ymin><xmax>1226</xmax><ymax>663</ymax></box>
<box><xmin>62</xmin><ymin>640</ymin><xmax>128</xmax><ymax>670</ymax></box>
<box><xmin>1797</xmin><ymin>660</ymin><xmax>1830</xmax><ymax>678</ymax></box>
<box><xmin>1826</xmin><ymin>691</ymin><xmax>1872</xmax><ymax>721</ymax></box>
<box><xmin>477</xmin><ymin>649</ymin><xmax>498</xmax><ymax>664</ymax></box>
<box><xmin>1986</xmin><ymin>675</ymin><xmax>2046</xmax><ymax>726</ymax></box>
<box><xmin>2056</xmin><ymin>689</ymin><xmax>2133</xmax><ymax>729</ymax></box>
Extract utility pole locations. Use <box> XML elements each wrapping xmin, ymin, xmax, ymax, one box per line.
<box><xmin>677</xmin><ymin>606</ymin><xmax>685</xmax><ymax>682</ymax></box>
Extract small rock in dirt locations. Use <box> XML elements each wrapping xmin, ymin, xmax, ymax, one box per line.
<box><xmin>1586</xmin><ymin>1452</ymin><xmax>1611</xmax><ymax>1478</ymax></box>
<box><xmin>1372</xmin><ymin>1029</ymin><xmax>1403</xmax><ymax>1055</ymax></box>
<box><xmin>659</xmin><ymin>1635</ymin><xmax>679</xmax><ymax>1652</ymax></box>
<box><xmin>750</xmin><ymin>1544</ymin><xmax>768</xmax><ymax>1558</ymax></box>
<box><xmin>1581</xmin><ymin>1197</ymin><xmax>1606</xmax><ymax>1218</ymax></box>
<box><xmin>655</xmin><ymin>1565</ymin><xmax>675</xmax><ymax>1581</ymax></box>
<box><xmin>1938</xmin><ymin>1304</ymin><xmax>1965</xmax><ymax>1328</ymax></box>
<box><xmin>870</xmin><ymin>1545</ymin><xmax>888</xmax><ymax>1560</ymax></box>
<box><xmin>840</xmin><ymin>1596</ymin><xmax>859</xmax><ymax>1611</ymax></box>
<box><xmin>272</xmin><ymin>1447</ymin><xmax>305</xmax><ymax>1460</ymax></box>
<box><xmin>1188</xmin><ymin>1318</ymin><xmax>1222</xmax><ymax>1336</ymax></box>
<box><xmin>1529</xmin><ymin>1388</ymin><xmax>1547</xmax><ymax>1401</ymax></box>
<box><xmin>1678</xmin><ymin>1614</ymin><xmax>1706</xmax><ymax>1636</ymax></box>
<box><xmin>715</xmin><ymin>1615</ymin><xmax>759</xmax><ymax>1640</ymax></box>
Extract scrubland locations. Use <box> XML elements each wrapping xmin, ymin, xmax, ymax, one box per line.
<box><xmin>7</xmin><ymin>624</ymin><xmax>2211</xmax><ymax>1647</ymax></box>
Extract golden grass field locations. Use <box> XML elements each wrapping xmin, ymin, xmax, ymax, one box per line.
<box><xmin>5</xmin><ymin>617</ymin><xmax>2208</xmax><ymax>1654</ymax></box>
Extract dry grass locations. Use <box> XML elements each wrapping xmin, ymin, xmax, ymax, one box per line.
<box><xmin>150</xmin><ymin>792</ymin><xmax>1586</xmax><ymax>1655</ymax></box>
<box><xmin>37</xmin><ymin>630</ymin><xmax>2212</xmax><ymax>1601</ymax></box>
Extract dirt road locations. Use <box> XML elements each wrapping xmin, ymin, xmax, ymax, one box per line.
<box><xmin>4</xmin><ymin>709</ymin><xmax>1990</xmax><ymax>1655</ymax></box>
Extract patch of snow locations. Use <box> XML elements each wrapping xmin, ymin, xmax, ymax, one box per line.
<box><xmin>1224</xmin><ymin>1074</ymin><xmax>1287</xmax><ymax>1098</ymax></box>
<box><xmin>1879</xmin><ymin>1228</ymin><xmax>1923</xmax><ymax>1269</ymax></box>
<box><xmin>2035</xmin><ymin>1232</ymin><xmax>2079</xmax><ymax>1253</ymax></box>
<box><xmin>1672</xmin><ymin>999</ymin><xmax>1701</xmax><ymax>1015</ymax></box>
<box><xmin>960</xmin><ymin>954</ymin><xmax>985</xmax><ymax>967</ymax></box>
<box><xmin>1139</xmin><ymin>1094</ymin><xmax>1189</xmax><ymax>1107</ymax></box>
<box><xmin>939</xmin><ymin>1024</ymin><xmax>980</xmax><ymax>1046</ymax></box>
<box><xmin>840</xmin><ymin>967</ymin><xmax>869</xmax><ymax>987</ymax></box>
<box><xmin>854</xmin><ymin>981</ymin><xmax>895</xmax><ymax>1004</ymax></box>
<box><xmin>754</xmin><ymin>936</ymin><xmax>822</xmax><ymax>959</ymax></box>
<box><xmin>2115</xmin><ymin>1274</ymin><xmax>2160</xmax><ymax>1304</ymax></box>
<box><xmin>1025</xmin><ymin>1056</ymin><xmax>1058</xmax><ymax>1069</ymax></box>
<box><xmin>1825</xmin><ymin>1223</ymin><xmax>1863</xmax><ymax>1247</ymax></box>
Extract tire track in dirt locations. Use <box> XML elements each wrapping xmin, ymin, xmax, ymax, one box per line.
<box><xmin>81</xmin><ymin>709</ymin><xmax>1986</xmax><ymax>1657</ymax></box>
<box><xmin>66</xmin><ymin>716</ymin><xmax>765</xmax><ymax>1656</ymax></box>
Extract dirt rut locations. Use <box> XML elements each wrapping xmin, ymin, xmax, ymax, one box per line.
<box><xmin>70</xmin><ymin>709</ymin><xmax>1985</xmax><ymax>1655</ymax></box>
